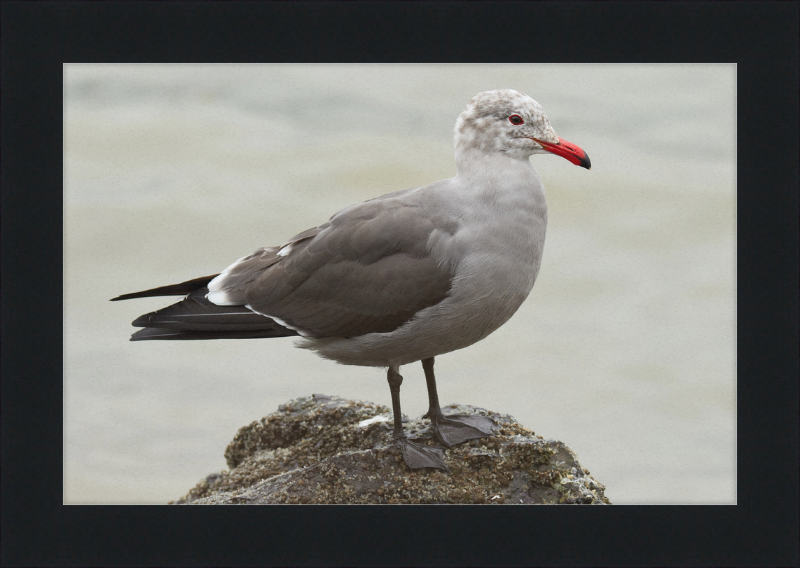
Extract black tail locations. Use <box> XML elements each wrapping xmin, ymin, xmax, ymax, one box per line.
<box><xmin>110</xmin><ymin>274</ymin><xmax>220</xmax><ymax>301</ymax></box>
<box><xmin>113</xmin><ymin>278</ymin><xmax>299</xmax><ymax>341</ymax></box>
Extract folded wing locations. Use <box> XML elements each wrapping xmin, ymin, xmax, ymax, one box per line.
<box><xmin>115</xmin><ymin>189</ymin><xmax>457</xmax><ymax>341</ymax></box>
<box><xmin>208</xmin><ymin>192</ymin><xmax>457</xmax><ymax>338</ymax></box>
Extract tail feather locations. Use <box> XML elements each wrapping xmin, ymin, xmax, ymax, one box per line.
<box><xmin>117</xmin><ymin>284</ymin><xmax>299</xmax><ymax>341</ymax></box>
<box><xmin>131</xmin><ymin>289</ymin><xmax>277</xmax><ymax>331</ymax></box>
<box><xmin>111</xmin><ymin>274</ymin><xmax>220</xmax><ymax>301</ymax></box>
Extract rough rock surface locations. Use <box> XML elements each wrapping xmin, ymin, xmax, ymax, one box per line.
<box><xmin>173</xmin><ymin>394</ymin><xmax>610</xmax><ymax>504</ymax></box>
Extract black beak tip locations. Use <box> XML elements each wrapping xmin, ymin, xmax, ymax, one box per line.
<box><xmin>581</xmin><ymin>152</ymin><xmax>591</xmax><ymax>170</ymax></box>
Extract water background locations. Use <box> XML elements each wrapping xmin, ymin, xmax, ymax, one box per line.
<box><xmin>64</xmin><ymin>64</ymin><xmax>736</xmax><ymax>504</ymax></box>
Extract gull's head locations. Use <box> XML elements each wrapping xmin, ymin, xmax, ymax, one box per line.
<box><xmin>454</xmin><ymin>89</ymin><xmax>590</xmax><ymax>169</ymax></box>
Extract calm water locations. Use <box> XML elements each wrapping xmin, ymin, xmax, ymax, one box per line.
<box><xmin>64</xmin><ymin>64</ymin><xmax>736</xmax><ymax>504</ymax></box>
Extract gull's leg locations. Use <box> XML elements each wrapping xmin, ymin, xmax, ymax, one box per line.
<box><xmin>386</xmin><ymin>364</ymin><xmax>446</xmax><ymax>470</ymax></box>
<box><xmin>421</xmin><ymin>357</ymin><xmax>495</xmax><ymax>447</ymax></box>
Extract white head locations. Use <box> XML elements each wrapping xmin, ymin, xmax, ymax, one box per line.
<box><xmin>454</xmin><ymin>89</ymin><xmax>590</xmax><ymax>169</ymax></box>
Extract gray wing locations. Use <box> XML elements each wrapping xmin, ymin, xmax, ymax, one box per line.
<box><xmin>209</xmin><ymin>192</ymin><xmax>457</xmax><ymax>338</ymax></box>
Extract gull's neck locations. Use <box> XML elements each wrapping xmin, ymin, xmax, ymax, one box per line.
<box><xmin>454</xmin><ymin>147</ymin><xmax>537</xmax><ymax>184</ymax></box>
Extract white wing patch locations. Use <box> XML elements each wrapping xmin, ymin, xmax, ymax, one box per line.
<box><xmin>206</xmin><ymin>254</ymin><xmax>252</xmax><ymax>306</ymax></box>
<box><xmin>276</xmin><ymin>243</ymin><xmax>294</xmax><ymax>257</ymax></box>
<box><xmin>206</xmin><ymin>290</ymin><xmax>238</xmax><ymax>306</ymax></box>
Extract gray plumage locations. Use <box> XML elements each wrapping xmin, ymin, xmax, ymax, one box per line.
<box><xmin>113</xmin><ymin>89</ymin><xmax>590</xmax><ymax>470</ymax></box>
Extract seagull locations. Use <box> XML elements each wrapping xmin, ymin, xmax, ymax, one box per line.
<box><xmin>112</xmin><ymin>89</ymin><xmax>591</xmax><ymax>470</ymax></box>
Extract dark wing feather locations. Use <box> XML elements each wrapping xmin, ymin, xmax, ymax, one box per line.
<box><xmin>128</xmin><ymin>288</ymin><xmax>298</xmax><ymax>341</ymax></box>
<box><xmin>130</xmin><ymin>327</ymin><xmax>295</xmax><ymax>341</ymax></box>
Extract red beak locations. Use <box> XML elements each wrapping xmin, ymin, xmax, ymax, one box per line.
<box><xmin>532</xmin><ymin>136</ymin><xmax>591</xmax><ymax>170</ymax></box>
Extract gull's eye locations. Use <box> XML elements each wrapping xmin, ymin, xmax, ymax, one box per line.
<box><xmin>508</xmin><ymin>114</ymin><xmax>524</xmax><ymax>125</ymax></box>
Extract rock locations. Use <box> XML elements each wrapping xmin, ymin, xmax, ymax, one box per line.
<box><xmin>172</xmin><ymin>394</ymin><xmax>611</xmax><ymax>504</ymax></box>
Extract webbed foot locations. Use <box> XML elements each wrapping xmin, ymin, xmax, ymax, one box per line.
<box><xmin>394</xmin><ymin>436</ymin><xmax>447</xmax><ymax>470</ymax></box>
<box><xmin>426</xmin><ymin>413</ymin><xmax>496</xmax><ymax>447</ymax></box>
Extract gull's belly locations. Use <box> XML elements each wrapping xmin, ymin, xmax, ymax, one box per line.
<box><xmin>301</xmin><ymin>205</ymin><xmax>547</xmax><ymax>367</ymax></box>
